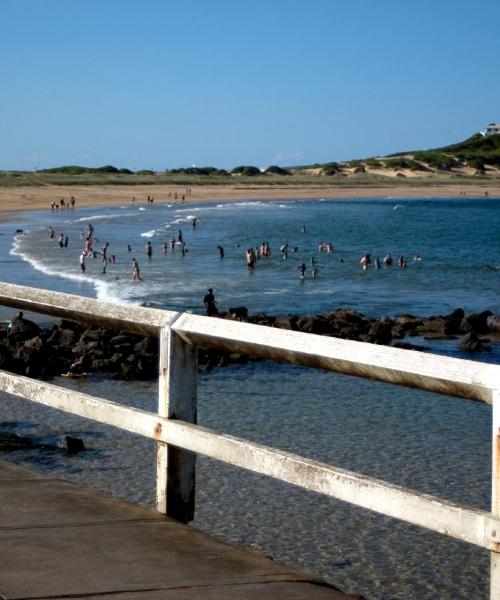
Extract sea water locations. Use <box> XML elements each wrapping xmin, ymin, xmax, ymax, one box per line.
<box><xmin>5</xmin><ymin>197</ymin><xmax>500</xmax><ymax>316</ymax></box>
<box><xmin>1</xmin><ymin>197</ymin><xmax>499</xmax><ymax>600</ymax></box>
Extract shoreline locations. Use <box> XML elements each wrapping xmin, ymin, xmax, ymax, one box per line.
<box><xmin>0</xmin><ymin>182</ymin><xmax>498</xmax><ymax>217</ymax></box>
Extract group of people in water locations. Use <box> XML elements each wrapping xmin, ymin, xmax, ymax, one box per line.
<box><xmin>50</xmin><ymin>196</ymin><xmax>76</xmax><ymax>212</ymax></box>
<box><xmin>46</xmin><ymin>200</ymin><xmax>425</xmax><ymax>290</ymax></box>
<box><xmin>360</xmin><ymin>253</ymin><xmax>422</xmax><ymax>270</ymax></box>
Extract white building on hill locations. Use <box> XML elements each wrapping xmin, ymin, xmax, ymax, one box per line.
<box><xmin>482</xmin><ymin>123</ymin><xmax>500</xmax><ymax>136</ymax></box>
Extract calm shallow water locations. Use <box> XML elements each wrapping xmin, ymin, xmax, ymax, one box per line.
<box><xmin>0</xmin><ymin>197</ymin><xmax>499</xmax><ymax>599</ymax></box>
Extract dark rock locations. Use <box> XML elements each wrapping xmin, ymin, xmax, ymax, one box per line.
<box><xmin>367</xmin><ymin>320</ymin><xmax>393</xmax><ymax>345</ymax></box>
<box><xmin>110</xmin><ymin>335</ymin><xmax>132</xmax><ymax>345</ymax></box>
<box><xmin>57</xmin><ymin>319</ymin><xmax>85</xmax><ymax>333</ymax></box>
<box><xmin>487</xmin><ymin>315</ymin><xmax>500</xmax><ymax>332</ymax></box>
<box><xmin>228</xmin><ymin>306</ymin><xmax>249</xmax><ymax>321</ymax></box>
<box><xmin>7</xmin><ymin>312</ymin><xmax>41</xmax><ymax>343</ymax></box>
<box><xmin>459</xmin><ymin>332</ymin><xmax>491</xmax><ymax>353</ymax></box>
<box><xmin>63</xmin><ymin>436</ymin><xmax>85</xmax><ymax>455</ymax></box>
<box><xmin>80</xmin><ymin>327</ymin><xmax>102</xmax><ymax>342</ymax></box>
<box><xmin>0</xmin><ymin>431</ymin><xmax>37</xmax><ymax>452</ymax></box>
<box><xmin>444</xmin><ymin>308</ymin><xmax>465</xmax><ymax>334</ymax></box>
<box><xmin>134</xmin><ymin>336</ymin><xmax>158</xmax><ymax>355</ymax></box>
<box><xmin>296</xmin><ymin>315</ymin><xmax>332</xmax><ymax>335</ymax></box>
<box><xmin>392</xmin><ymin>314</ymin><xmax>422</xmax><ymax>337</ymax></box>
<box><xmin>461</xmin><ymin>311</ymin><xmax>493</xmax><ymax>334</ymax></box>
<box><xmin>421</xmin><ymin>317</ymin><xmax>446</xmax><ymax>336</ymax></box>
<box><xmin>247</xmin><ymin>313</ymin><xmax>275</xmax><ymax>327</ymax></box>
<box><xmin>274</xmin><ymin>316</ymin><xmax>298</xmax><ymax>330</ymax></box>
<box><xmin>58</xmin><ymin>328</ymin><xmax>78</xmax><ymax>347</ymax></box>
<box><xmin>391</xmin><ymin>341</ymin><xmax>429</xmax><ymax>352</ymax></box>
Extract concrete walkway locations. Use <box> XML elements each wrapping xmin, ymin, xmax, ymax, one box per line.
<box><xmin>0</xmin><ymin>460</ymin><xmax>361</xmax><ymax>600</ymax></box>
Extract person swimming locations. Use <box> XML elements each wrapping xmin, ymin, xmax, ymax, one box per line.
<box><xmin>383</xmin><ymin>253</ymin><xmax>393</xmax><ymax>266</ymax></box>
<box><xmin>360</xmin><ymin>254</ymin><xmax>371</xmax><ymax>269</ymax></box>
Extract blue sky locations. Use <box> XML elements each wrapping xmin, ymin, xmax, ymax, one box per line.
<box><xmin>1</xmin><ymin>0</ymin><xmax>499</xmax><ymax>171</ymax></box>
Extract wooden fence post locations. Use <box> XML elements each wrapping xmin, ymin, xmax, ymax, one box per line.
<box><xmin>157</xmin><ymin>325</ymin><xmax>198</xmax><ymax>522</ymax></box>
<box><xmin>491</xmin><ymin>390</ymin><xmax>500</xmax><ymax>600</ymax></box>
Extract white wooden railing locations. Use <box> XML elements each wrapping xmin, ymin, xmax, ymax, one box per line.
<box><xmin>0</xmin><ymin>282</ymin><xmax>499</xmax><ymax>598</ymax></box>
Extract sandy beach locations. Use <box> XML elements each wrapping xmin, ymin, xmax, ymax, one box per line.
<box><xmin>0</xmin><ymin>182</ymin><xmax>499</xmax><ymax>217</ymax></box>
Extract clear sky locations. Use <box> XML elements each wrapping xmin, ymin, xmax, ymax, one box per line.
<box><xmin>1</xmin><ymin>0</ymin><xmax>499</xmax><ymax>171</ymax></box>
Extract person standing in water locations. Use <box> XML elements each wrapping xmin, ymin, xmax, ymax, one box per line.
<box><xmin>101</xmin><ymin>242</ymin><xmax>109</xmax><ymax>274</ymax></box>
<box><xmin>79</xmin><ymin>251</ymin><xmax>86</xmax><ymax>273</ymax></box>
<box><xmin>145</xmin><ymin>241</ymin><xmax>153</xmax><ymax>259</ymax></box>
<box><xmin>131</xmin><ymin>258</ymin><xmax>143</xmax><ymax>281</ymax></box>
<box><xmin>217</xmin><ymin>245</ymin><xmax>224</xmax><ymax>258</ymax></box>
<box><xmin>203</xmin><ymin>288</ymin><xmax>219</xmax><ymax>317</ymax></box>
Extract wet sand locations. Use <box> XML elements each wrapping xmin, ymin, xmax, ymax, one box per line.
<box><xmin>0</xmin><ymin>182</ymin><xmax>498</xmax><ymax>217</ymax></box>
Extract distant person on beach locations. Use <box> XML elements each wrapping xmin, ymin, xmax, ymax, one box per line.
<box><xmin>192</xmin><ymin>217</ymin><xmax>197</xmax><ymax>228</ymax></box>
<box><xmin>217</xmin><ymin>245</ymin><xmax>224</xmax><ymax>258</ymax></box>
<box><xmin>383</xmin><ymin>253</ymin><xmax>393</xmax><ymax>266</ymax></box>
<box><xmin>131</xmin><ymin>258</ymin><xmax>143</xmax><ymax>281</ymax></box>
<box><xmin>298</xmin><ymin>263</ymin><xmax>306</xmax><ymax>278</ymax></box>
<box><xmin>398</xmin><ymin>255</ymin><xmax>407</xmax><ymax>268</ymax></box>
<box><xmin>145</xmin><ymin>241</ymin><xmax>153</xmax><ymax>258</ymax></box>
<box><xmin>79</xmin><ymin>251</ymin><xmax>86</xmax><ymax>273</ymax></box>
<box><xmin>301</xmin><ymin>225</ymin><xmax>306</xmax><ymax>234</ymax></box>
<box><xmin>64</xmin><ymin>236</ymin><xmax>69</xmax><ymax>248</ymax></box>
<box><xmin>203</xmin><ymin>288</ymin><xmax>219</xmax><ymax>317</ymax></box>
<box><xmin>49</xmin><ymin>226</ymin><xmax>55</xmax><ymax>238</ymax></box>
<box><xmin>178</xmin><ymin>230</ymin><xmax>183</xmax><ymax>244</ymax></box>
<box><xmin>58</xmin><ymin>233</ymin><xmax>64</xmax><ymax>248</ymax></box>
<box><xmin>128</xmin><ymin>244</ymin><xmax>132</xmax><ymax>252</ymax></box>
<box><xmin>162</xmin><ymin>242</ymin><xmax>168</xmax><ymax>254</ymax></box>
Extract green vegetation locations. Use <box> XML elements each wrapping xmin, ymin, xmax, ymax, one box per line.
<box><xmin>2</xmin><ymin>132</ymin><xmax>499</xmax><ymax>189</ymax></box>
<box><xmin>364</xmin><ymin>159</ymin><xmax>384</xmax><ymax>169</ymax></box>
<box><xmin>231</xmin><ymin>165</ymin><xmax>261</xmax><ymax>176</ymax></box>
<box><xmin>264</xmin><ymin>165</ymin><xmax>290</xmax><ymax>175</ymax></box>
<box><xmin>38</xmin><ymin>165</ymin><xmax>134</xmax><ymax>174</ymax></box>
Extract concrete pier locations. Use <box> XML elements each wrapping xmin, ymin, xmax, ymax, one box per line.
<box><xmin>0</xmin><ymin>460</ymin><xmax>359</xmax><ymax>599</ymax></box>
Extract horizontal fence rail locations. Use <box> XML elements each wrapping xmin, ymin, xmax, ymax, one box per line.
<box><xmin>0</xmin><ymin>282</ymin><xmax>496</xmax><ymax>402</ymax></box>
<box><xmin>0</xmin><ymin>282</ymin><xmax>499</xmax><ymax>598</ymax></box>
<box><xmin>1</xmin><ymin>369</ymin><xmax>498</xmax><ymax>551</ymax></box>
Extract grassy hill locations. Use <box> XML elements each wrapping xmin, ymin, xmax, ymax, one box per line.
<box><xmin>1</xmin><ymin>133</ymin><xmax>499</xmax><ymax>188</ymax></box>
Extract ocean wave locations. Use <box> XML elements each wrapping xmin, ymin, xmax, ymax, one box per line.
<box><xmin>9</xmin><ymin>237</ymin><xmax>135</xmax><ymax>307</ymax></box>
<box><xmin>66</xmin><ymin>212</ymin><xmax>139</xmax><ymax>224</ymax></box>
<box><xmin>140</xmin><ymin>229</ymin><xmax>158</xmax><ymax>238</ymax></box>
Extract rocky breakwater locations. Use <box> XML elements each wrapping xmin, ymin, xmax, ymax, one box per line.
<box><xmin>0</xmin><ymin>308</ymin><xmax>497</xmax><ymax>382</ymax></box>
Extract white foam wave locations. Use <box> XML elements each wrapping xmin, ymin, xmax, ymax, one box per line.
<box><xmin>140</xmin><ymin>230</ymin><xmax>157</xmax><ymax>238</ymax></box>
<box><xmin>9</xmin><ymin>237</ymin><xmax>135</xmax><ymax>307</ymax></box>
<box><xmin>67</xmin><ymin>212</ymin><xmax>139</xmax><ymax>225</ymax></box>
<box><xmin>139</xmin><ymin>207</ymin><xmax>147</xmax><ymax>211</ymax></box>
